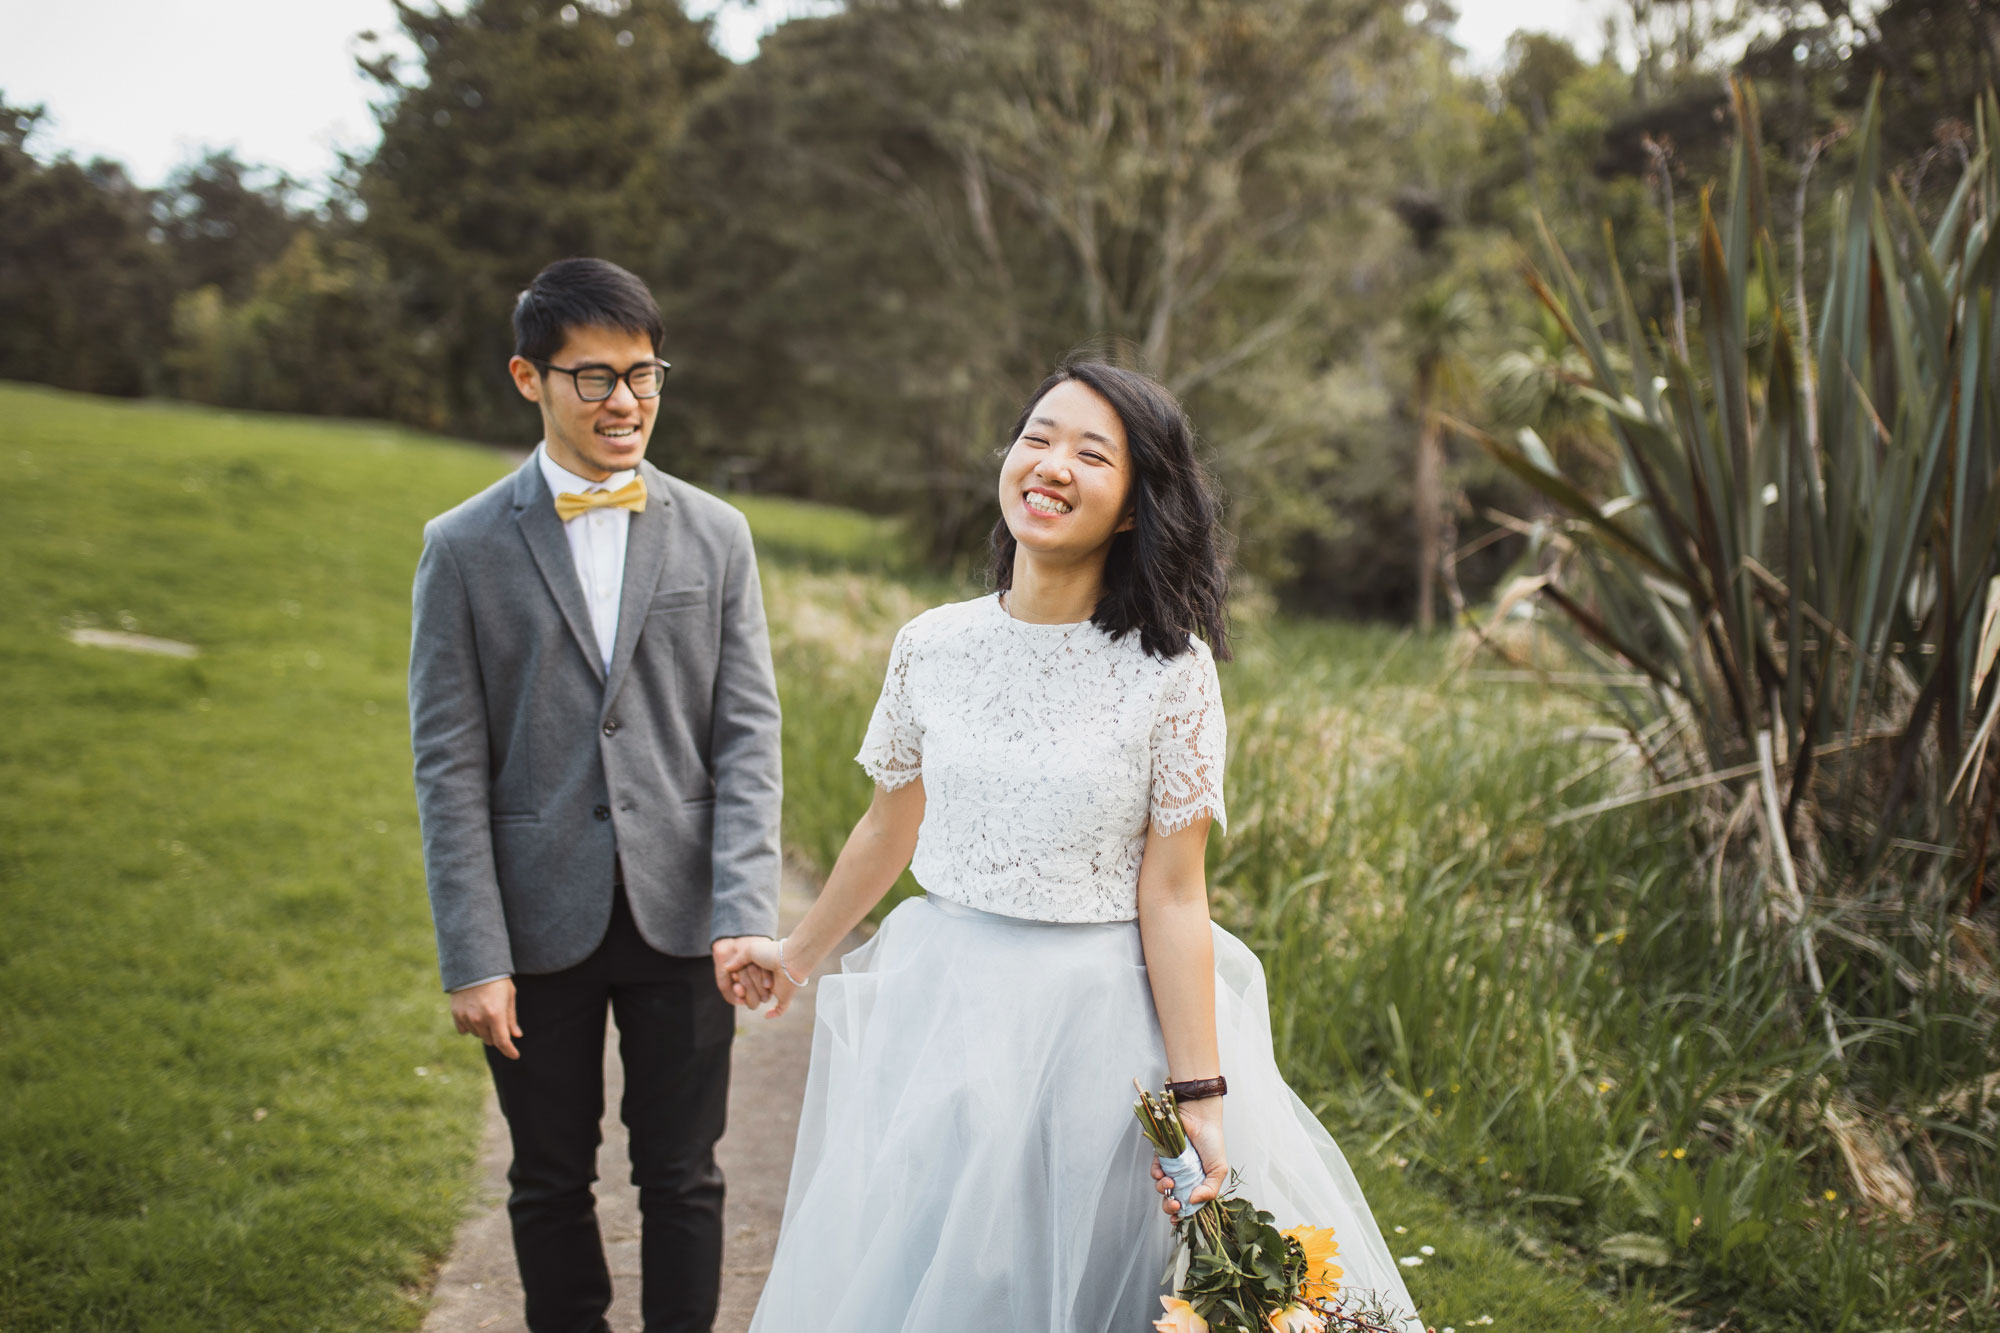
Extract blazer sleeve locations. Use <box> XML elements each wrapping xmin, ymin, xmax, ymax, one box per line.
<box><xmin>409</xmin><ymin>522</ymin><xmax>516</xmax><ymax>991</ymax></box>
<box><xmin>706</xmin><ymin>509</ymin><xmax>784</xmax><ymax>943</ymax></box>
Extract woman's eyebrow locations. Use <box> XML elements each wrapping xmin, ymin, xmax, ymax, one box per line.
<box><xmin>1029</xmin><ymin>414</ymin><xmax>1118</xmax><ymax>448</ymax></box>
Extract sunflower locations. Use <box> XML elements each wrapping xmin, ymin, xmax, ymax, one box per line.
<box><xmin>1282</xmin><ymin>1224</ymin><xmax>1343</xmax><ymax>1298</ymax></box>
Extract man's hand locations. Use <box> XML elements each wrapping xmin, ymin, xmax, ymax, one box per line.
<box><xmin>712</xmin><ymin>936</ymin><xmax>775</xmax><ymax>1008</ymax></box>
<box><xmin>450</xmin><ymin>977</ymin><xmax>521</xmax><ymax>1060</ymax></box>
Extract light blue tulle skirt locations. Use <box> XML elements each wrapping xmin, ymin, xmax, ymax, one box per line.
<box><xmin>747</xmin><ymin>893</ymin><xmax>1422</xmax><ymax>1332</ymax></box>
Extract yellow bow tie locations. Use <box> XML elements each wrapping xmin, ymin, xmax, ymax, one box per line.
<box><xmin>553</xmin><ymin>476</ymin><xmax>647</xmax><ymax>523</ymax></box>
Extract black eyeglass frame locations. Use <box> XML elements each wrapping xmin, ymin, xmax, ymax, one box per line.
<box><xmin>527</xmin><ymin>355</ymin><xmax>672</xmax><ymax>402</ymax></box>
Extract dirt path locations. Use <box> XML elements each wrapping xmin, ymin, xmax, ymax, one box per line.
<box><xmin>420</xmin><ymin>868</ymin><xmax>859</xmax><ymax>1333</ymax></box>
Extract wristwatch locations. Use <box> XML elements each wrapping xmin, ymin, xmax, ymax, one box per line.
<box><xmin>1165</xmin><ymin>1075</ymin><xmax>1227</xmax><ymax>1102</ymax></box>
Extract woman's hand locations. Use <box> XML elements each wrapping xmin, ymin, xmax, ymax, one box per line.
<box><xmin>744</xmin><ymin>936</ymin><xmax>805</xmax><ymax>1018</ymax></box>
<box><xmin>1150</xmin><ymin>1097</ymin><xmax>1228</xmax><ymax>1218</ymax></box>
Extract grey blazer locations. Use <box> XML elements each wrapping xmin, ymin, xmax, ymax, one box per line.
<box><xmin>409</xmin><ymin>455</ymin><xmax>783</xmax><ymax>992</ymax></box>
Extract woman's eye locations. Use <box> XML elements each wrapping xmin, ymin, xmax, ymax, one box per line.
<box><xmin>1082</xmin><ymin>452</ymin><xmax>1108</xmax><ymax>464</ymax></box>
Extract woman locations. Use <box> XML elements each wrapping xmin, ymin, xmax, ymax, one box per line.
<box><xmin>736</xmin><ymin>362</ymin><xmax>1420</xmax><ymax>1331</ymax></box>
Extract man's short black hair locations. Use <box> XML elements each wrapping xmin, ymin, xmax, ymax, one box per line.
<box><xmin>512</xmin><ymin>258</ymin><xmax>665</xmax><ymax>362</ymax></box>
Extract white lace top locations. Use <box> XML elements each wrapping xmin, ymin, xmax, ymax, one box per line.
<box><xmin>855</xmin><ymin>593</ymin><xmax>1227</xmax><ymax>923</ymax></box>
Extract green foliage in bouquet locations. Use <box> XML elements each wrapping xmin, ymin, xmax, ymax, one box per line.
<box><xmin>1178</xmin><ymin>1193</ymin><xmax>1309</xmax><ymax>1330</ymax></box>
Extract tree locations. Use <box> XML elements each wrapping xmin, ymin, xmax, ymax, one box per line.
<box><xmin>355</xmin><ymin>0</ymin><xmax>730</xmax><ymax>442</ymax></box>
<box><xmin>669</xmin><ymin>0</ymin><xmax>1442</xmax><ymax>575</ymax></box>
<box><xmin>1617</xmin><ymin>0</ymin><xmax>1751</xmax><ymax>103</ymax></box>
<box><xmin>155</xmin><ymin>150</ymin><xmax>301</xmax><ymax>303</ymax></box>
<box><xmin>167</xmin><ymin>229</ymin><xmax>442</xmax><ymax>425</ymax></box>
<box><xmin>1399</xmin><ymin>282</ymin><xmax>1477</xmax><ymax>632</ymax></box>
<box><xmin>0</xmin><ymin>96</ymin><xmax>170</xmax><ymax>396</ymax></box>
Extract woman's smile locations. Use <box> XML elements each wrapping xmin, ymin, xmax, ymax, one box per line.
<box><xmin>1023</xmin><ymin>487</ymin><xmax>1073</xmax><ymax>516</ymax></box>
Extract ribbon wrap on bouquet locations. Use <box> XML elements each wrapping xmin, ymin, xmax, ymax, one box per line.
<box><xmin>1160</xmin><ymin>1141</ymin><xmax>1208</xmax><ymax>1219</ymax></box>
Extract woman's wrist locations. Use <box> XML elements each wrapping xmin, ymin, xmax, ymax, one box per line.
<box><xmin>776</xmin><ymin>935</ymin><xmax>813</xmax><ymax>986</ymax></box>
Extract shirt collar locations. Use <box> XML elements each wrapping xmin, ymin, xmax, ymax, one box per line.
<box><xmin>536</xmin><ymin>441</ymin><xmax>637</xmax><ymax>502</ymax></box>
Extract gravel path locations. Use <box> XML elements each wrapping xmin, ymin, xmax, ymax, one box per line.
<box><xmin>421</xmin><ymin>867</ymin><xmax>860</xmax><ymax>1333</ymax></box>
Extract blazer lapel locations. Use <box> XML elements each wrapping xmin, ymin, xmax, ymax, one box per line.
<box><xmin>512</xmin><ymin>460</ymin><xmax>607</xmax><ymax>685</ymax></box>
<box><xmin>601</xmin><ymin>460</ymin><xmax>673</xmax><ymax>713</ymax></box>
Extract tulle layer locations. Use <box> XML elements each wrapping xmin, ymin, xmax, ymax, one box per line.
<box><xmin>747</xmin><ymin>893</ymin><xmax>1422</xmax><ymax>1333</ymax></box>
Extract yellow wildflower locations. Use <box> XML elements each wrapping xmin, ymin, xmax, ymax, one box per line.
<box><xmin>1283</xmin><ymin>1224</ymin><xmax>1344</xmax><ymax>1298</ymax></box>
<box><xmin>1268</xmin><ymin>1304</ymin><xmax>1319</xmax><ymax>1333</ymax></box>
<box><xmin>1155</xmin><ymin>1296</ymin><xmax>1208</xmax><ymax>1333</ymax></box>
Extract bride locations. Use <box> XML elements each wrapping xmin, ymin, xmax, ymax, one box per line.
<box><xmin>731</xmin><ymin>361</ymin><xmax>1422</xmax><ymax>1331</ymax></box>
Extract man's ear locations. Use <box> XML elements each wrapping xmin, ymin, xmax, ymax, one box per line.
<box><xmin>508</xmin><ymin>355</ymin><xmax>543</xmax><ymax>403</ymax></box>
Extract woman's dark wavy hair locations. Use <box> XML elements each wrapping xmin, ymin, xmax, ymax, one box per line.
<box><xmin>990</xmin><ymin>360</ymin><xmax>1232</xmax><ymax>662</ymax></box>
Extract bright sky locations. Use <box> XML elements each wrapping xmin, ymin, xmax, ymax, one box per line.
<box><xmin>0</xmin><ymin>0</ymin><xmax>1613</xmax><ymax>189</ymax></box>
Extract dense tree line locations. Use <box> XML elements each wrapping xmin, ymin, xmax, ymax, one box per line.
<box><xmin>1</xmin><ymin>0</ymin><xmax>1992</xmax><ymax>613</ymax></box>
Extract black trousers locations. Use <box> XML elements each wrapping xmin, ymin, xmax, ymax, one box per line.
<box><xmin>485</xmin><ymin>887</ymin><xmax>735</xmax><ymax>1333</ymax></box>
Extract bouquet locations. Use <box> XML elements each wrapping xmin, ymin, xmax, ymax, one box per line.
<box><xmin>1133</xmin><ymin>1082</ymin><xmax>1426</xmax><ymax>1333</ymax></box>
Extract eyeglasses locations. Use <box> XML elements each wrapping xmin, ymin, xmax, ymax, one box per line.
<box><xmin>529</xmin><ymin>357</ymin><xmax>671</xmax><ymax>402</ymax></box>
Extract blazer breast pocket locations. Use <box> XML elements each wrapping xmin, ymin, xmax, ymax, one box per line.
<box><xmin>648</xmin><ymin>585</ymin><xmax>709</xmax><ymax>615</ymax></box>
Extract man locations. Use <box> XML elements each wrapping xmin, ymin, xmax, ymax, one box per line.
<box><xmin>409</xmin><ymin>257</ymin><xmax>780</xmax><ymax>1333</ymax></box>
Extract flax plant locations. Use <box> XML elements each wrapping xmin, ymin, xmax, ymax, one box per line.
<box><xmin>1462</xmin><ymin>80</ymin><xmax>2000</xmax><ymax>1081</ymax></box>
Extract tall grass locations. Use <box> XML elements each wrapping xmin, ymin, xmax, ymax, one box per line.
<box><xmin>1217</xmin><ymin>620</ymin><xmax>2000</xmax><ymax>1330</ymax></box>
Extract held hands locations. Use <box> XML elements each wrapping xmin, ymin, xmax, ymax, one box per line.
<box><xmin>1151</xmin><ymin>1096</ymin><xmax>1228</xmax><ymax>1218</ymax></box>
<box><xmin>741</xmin><ymin>936</ymin><xmax>804</xmax><ymax>1017</ymax></box>
<box><xmin>712</xmin><ymin>936</ymin><xmax>776</xmax><ymax>1009</ymax></box>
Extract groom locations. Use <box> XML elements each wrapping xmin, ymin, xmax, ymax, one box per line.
<box><xmin>409</xmin><ymin>257</ymin><xmax>781</xmax><ymax>1333</ymax></box>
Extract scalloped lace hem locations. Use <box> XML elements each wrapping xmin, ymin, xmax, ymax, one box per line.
<box><xmin>860</xmin><ymin>761</ymin><xmax>923</xmax><ymax>791</ymax></box>
<box><xmin>1151</xmin><ymin>802</ymin><xmax>1228</xmax><ymax>837</ymax></box>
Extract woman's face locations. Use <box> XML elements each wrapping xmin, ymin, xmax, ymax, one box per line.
<box><xmin>997</xmin><ymin>378</ymin><xmax>1135</xmax><ymax>561</ymax></box>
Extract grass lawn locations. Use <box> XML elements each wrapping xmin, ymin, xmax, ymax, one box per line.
<box><xmin>0</xmin><ymin>380</ymin><xmax>1770</xmax><ymax>1332</ymax></box>
<box><xmin>0</xmin><ymin>386</ymin><xmax>510</xmax><ymax>1330</ymax></box>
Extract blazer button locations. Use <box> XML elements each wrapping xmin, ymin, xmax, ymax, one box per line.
<box><xmin>602</xmin><ymin>721</ymin><xmax>618</xmax><ymax>736</ymax></box>
<box><xmin>593</xmin><ymin>805</ymin><xmax>611</xmax><ymax>821</ymax></box>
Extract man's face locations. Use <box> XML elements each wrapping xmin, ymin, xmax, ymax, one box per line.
<box><xmin>507</xmin><ymin>324</ymin><xmax>661</xmax><ymax>481</ymax></box>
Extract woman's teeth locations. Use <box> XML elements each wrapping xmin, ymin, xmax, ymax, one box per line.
<box><xmin>1025</xmin><ymin>492</ymin><xmax>1071</xmax><ymax>515</ymax></box>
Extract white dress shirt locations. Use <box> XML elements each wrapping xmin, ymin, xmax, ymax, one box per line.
<box><xmin>537</xmin><ymin>442</ymin><xmax>635</xmax><ymax>672</ymax></box>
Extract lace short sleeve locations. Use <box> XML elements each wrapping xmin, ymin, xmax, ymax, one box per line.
<box><xmin>1149</xmin><ymin>643</ymin><xmax>1228</xmax><ymax>836</ymax></box>
<box><xmin>855</xmin><ymin>623</ymin><xmax>924</xmax><ymax>790</ymax></box>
